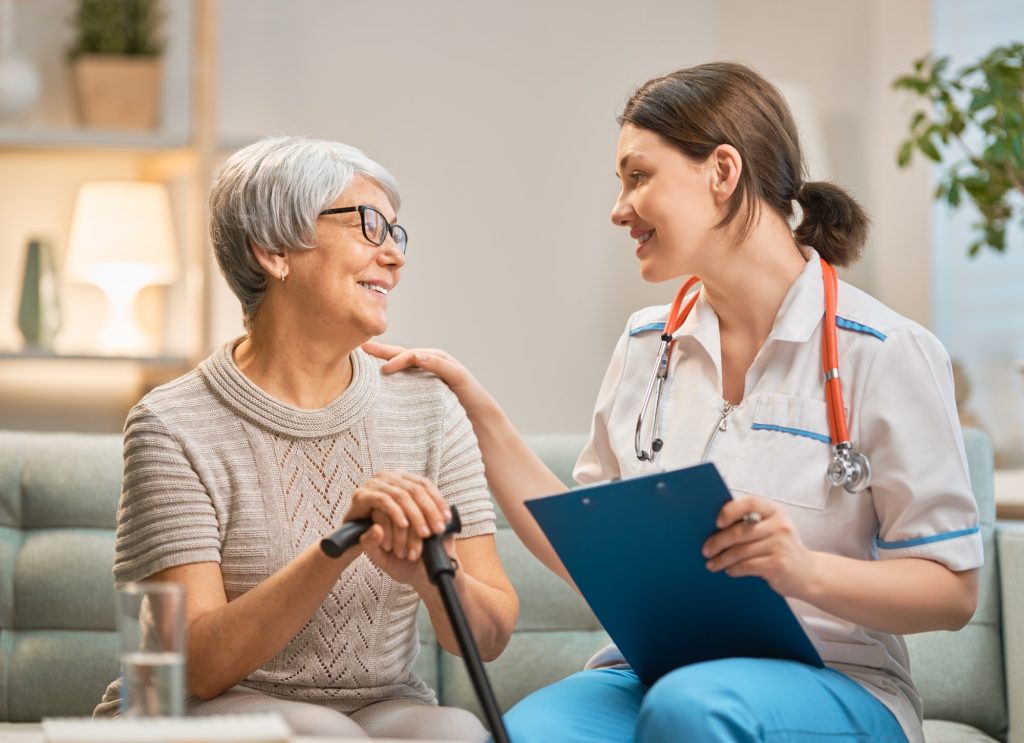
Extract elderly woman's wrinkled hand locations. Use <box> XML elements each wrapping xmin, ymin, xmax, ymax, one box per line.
<box><xmin>343</xmin><ymin>471</ymin><xmax>453</xmax><ymax>588</ymax></box>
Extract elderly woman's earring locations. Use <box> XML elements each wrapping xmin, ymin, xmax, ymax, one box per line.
<box><xmin>280</xmin><ymin>270</ymin><xmax>287</xmax><ymax>283</ymax></box>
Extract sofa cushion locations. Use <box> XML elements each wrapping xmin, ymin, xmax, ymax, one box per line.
<box><xmin>905</xmin><ymin>428</ymin><xmax>1006</xmax><ymax>738</ymax></box>
<box><xmin>14</xmin><ymin>530</ymin><xmax>116</xmax><ymax>631</ymax></box>
<box><xmin>922</xmin><ymin>718</ymin><xmax>1000</xmax><ymax>742</ymax></box>
<box><xmin>0</xmin><ymin>432</ymin><xmax>123</xmax><ymax>721</ymax></box>
<box><xmin>0</xmin><ymin>432</ymin><xmax>121</xmax><ymax>530</ymax></box>
<box><xmin>1</xmin><ymin>630</ymin><xmax>119</xmax><ymax>721</ymax></box>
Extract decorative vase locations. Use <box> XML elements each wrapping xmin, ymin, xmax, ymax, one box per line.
<box><xmin>0</xmin><ymin>0</ymin><xmax>41</xmax><ymax>122</ymax></box>
<box><xmin>17</xmin><ymin>237</ymin><xmax>62</xmax><ymax>350</ymax></box>
<box><xmin>72</xmin><ymin>54</ymin><xmax>161</xmax><ymax>130</ymax></box>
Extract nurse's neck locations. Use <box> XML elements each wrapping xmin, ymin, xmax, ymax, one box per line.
<box><xmin>700</xmin><ymin>214</ymin><xmax>807</xmax><ymax>401</ymax></box>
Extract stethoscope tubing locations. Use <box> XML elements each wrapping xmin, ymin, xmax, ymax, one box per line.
<box><xmin>633</xmin><ymin>258</ymin><xmax>871</xmax><ymax>493</ymax></box>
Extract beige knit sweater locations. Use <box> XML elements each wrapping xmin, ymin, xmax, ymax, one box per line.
<box><xmin>97</xmin><ymin>340</ymin><xmax>496</xmax><ymax>714</ymax></box>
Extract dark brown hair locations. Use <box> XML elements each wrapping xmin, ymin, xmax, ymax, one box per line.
<box><xmin>619</xmin><ymin>62</ymin><xmax>868</xmax><ymax>266</ymax></box>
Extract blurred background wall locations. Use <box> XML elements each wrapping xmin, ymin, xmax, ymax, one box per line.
<box><xmin>0</xmin><ymin>0</ymin><xmax>1021</xmax><ymax>468</ymax></box>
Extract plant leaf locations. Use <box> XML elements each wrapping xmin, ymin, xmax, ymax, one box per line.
<box><xmin>917</xmin><ymin>134</ymin><xmax>942</xmax><ymax>162</ymax></box>
<box><xmin>897</xmin><ymin>139</ymin><xmax>915</xmax><ymax>167</ymax></box>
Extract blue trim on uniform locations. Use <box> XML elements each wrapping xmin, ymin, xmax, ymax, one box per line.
<box><xmin>875</xmin><ymin>526</ymin><xmax>980</xmax><ymax>550</ymax></box>
<box><xmin>629</xmin><ymin>321</ymin><xmax>666</xmax><ymax>336</ymax></box>
<box><xmin>751</xmin><ymin>422</ymin><xmax>831</xmax><ymax>444</ymax></box>
<box><xmin>835</xmin><ymin>316</ymin><xmax>887</xmax><ymax>341</ymax></box>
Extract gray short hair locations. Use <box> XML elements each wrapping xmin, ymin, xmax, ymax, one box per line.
<box><xmin>209</xmin><ymin>135</ymin><xmax>401</xmax><ymax>326</ymax></box>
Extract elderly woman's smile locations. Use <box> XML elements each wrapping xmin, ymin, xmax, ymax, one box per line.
<box><xmin>358</xmin><ymin>281</ymin><xmax>391</xmax><ymax>297</ymax></box>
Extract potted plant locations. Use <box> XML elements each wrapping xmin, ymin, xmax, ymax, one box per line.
<box><xmin>893</xmin><ymin>42</ymin><xmax>1024</xmax><ymax>255</ymax></box>
<box><xmin>69</xmin><ymin>0</ymin><xmax>164</xmax><ymax>130</ymax></box>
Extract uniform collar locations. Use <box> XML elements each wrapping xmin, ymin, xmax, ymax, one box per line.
<box><xmin>765</xmin><ymin>246</ymin><xmax>825</xmax><ymax>344</ymax></box>
<box><xmin>673</xmin><ymin>247</ymin><xmax>825</xmax><ymax>369</ymax></box>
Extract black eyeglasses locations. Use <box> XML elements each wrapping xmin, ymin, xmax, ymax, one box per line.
<box><xmin>318</xmin><ymin>205</ymin><xmax>408</xmax><ymax>255</ymax></box>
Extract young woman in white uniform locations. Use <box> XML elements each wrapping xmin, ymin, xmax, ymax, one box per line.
<box><xmin>367</xmin><ymin>62</ymin><xmax>981</xmax><ymax>743</ymax></box>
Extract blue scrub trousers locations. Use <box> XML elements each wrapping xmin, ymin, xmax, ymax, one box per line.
<box><xmin>503</xmin><ymin>658</ymin><xmax>908</xmax><ymax>743</ymax></box>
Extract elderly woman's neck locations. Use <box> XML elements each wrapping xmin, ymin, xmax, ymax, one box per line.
<box><xmin>233</xmin><ymin>328</ymin><xmax>357</xmax><ymax>410</ymax></box>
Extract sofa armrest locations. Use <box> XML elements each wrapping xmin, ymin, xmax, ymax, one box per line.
<box><xmin>999</xmin><ymin>525</ymin><xmax>1024</xmax><ymax>743</ymax></box>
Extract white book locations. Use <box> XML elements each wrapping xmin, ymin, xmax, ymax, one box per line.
<box><xmin>41</xmin><ymin>713</ymin><xmax>292</xmax><ymax>743</ymax></box>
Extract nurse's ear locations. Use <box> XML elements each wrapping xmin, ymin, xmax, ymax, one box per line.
<box><xmin>708</xmin><ymin>144</ymin><xmax>742</xmax><ymax>206</ymax></box>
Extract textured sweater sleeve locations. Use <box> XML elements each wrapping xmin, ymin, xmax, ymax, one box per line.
<box><xmin>436</xmin><ymin>387</ymin><xmax>496</xmax><ymax>538</ymax></box>
<box><xmin>113</xmin><ymin>402</ymin><xmax>222</xmax><ymax>585</ymax></box>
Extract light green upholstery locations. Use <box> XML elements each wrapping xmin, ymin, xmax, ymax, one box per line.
<box><xmin>908</xmin><ymin>429</ymin><xmax>1006</xmax><ymax>739</ymax></box>
<box><xmin>0</xmin><ymin>428</ymin><xmax>1021</xmax><ymax>743</ymax></box>
<box><xmin>0</xmin><ymin>432</ymin><xmax>122</xmax><ymax>723</ymax></box>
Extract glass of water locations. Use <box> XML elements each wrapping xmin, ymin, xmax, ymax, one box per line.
<box><xmin>117</xmin><ymin>582</ymin><xmax>186</xmax><ymax>717</ymax></box>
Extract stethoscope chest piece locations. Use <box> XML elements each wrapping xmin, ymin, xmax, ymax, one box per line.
<box><xmin>828</xmin><ymin>443</ymin><xmax>871</xmax><ymax>494</ymax></box>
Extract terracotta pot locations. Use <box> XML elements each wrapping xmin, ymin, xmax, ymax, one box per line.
<box><xmin>72</xmin><ymin>54</ymin><xmax>161</xmax><ymax>130</ymax></box>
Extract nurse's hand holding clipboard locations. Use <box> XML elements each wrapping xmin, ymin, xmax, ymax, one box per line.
<box><xmin>702</xmin><ymin>495</ymin><xmax>815</xmax><ymax>598</ymax></box>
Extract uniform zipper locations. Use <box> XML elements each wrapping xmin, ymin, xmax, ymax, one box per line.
<box><xmin>700</xmin><ymin>402</ymin><xmax>736</xmax><ymax>462</ymax></box>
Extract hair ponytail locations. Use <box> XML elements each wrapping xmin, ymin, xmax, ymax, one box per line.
<box><xmin>794</xmin><ymin>181</ymin><xmax>869</xmax><ymax>267</ymax></box>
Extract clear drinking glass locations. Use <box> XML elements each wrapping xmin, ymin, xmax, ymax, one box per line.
<box><xmin>117</xmin><ymin>582</ymin><xmax>186</xmax><ymax>717</ymax></box>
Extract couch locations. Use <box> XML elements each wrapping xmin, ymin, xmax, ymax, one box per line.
<box><xmin>0</xmin><ymin>429</ymin><xmax>1021</xmax><ymax>742</ymax></box>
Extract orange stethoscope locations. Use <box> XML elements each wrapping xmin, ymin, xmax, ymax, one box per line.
<box><xmin>633</xmin><ymin>258</ymin><xmax>872</xmax><ymax>494</ymax></box>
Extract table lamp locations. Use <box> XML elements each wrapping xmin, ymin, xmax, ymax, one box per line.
<box><xmin>64</xmin><ymin>181</ymin><xmax>179</xmax><ymax>355</ymax></box>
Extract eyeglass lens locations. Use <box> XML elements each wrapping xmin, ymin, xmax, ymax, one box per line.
<box><xmin>361</xmin><ymin>206</ymin><xmax>407</xmax><ymax>254</ymax></box>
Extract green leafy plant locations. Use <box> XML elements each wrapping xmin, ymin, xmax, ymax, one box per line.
<box><xmin>69</xmin><ymin>0</ymin><xmax>164</xmax><ymax>58</ymax></box>
<box><xmin>893</xmin><ymin>42</ymin><xmax>1024</xmax><ymax>255</ymax></box>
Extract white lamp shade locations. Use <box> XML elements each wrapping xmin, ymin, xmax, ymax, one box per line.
<box><xmin>65</xmin><ymin>181</ymin><xmax>180</xmax><ymax>287</ymax></box>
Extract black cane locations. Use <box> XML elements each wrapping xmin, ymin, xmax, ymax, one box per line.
<box><xmin>321</xmin><ymin>506</ymin><xmax>511</xmax><ymax>742</ymax></box>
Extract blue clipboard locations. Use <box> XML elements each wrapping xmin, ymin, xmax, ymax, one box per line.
<box><xmin>525</xmin><ymin>463</ymin><xmax>824</xmax><ymax>685</ymax></box>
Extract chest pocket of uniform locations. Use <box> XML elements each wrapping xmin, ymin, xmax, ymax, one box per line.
<box><xmin>731</xmin><ymin>394</ymin><xmax>836</xmax><ymax>512</ymax></box>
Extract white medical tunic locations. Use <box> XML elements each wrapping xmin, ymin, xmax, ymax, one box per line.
<box><xmin>575</xmin><ymin>248</ymin><xmax>982</xmax><ymax>743</ymax></box>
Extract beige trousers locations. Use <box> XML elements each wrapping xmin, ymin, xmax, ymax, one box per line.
<box><xmin>96</xmin><ymin>685</ymin><xmax>489</xmax><ymax>741</ymax></box>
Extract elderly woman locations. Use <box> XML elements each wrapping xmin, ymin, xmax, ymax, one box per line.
<box><xmin>93</xmin><ymin>136</ymin><xmax>518</xmax><ymax>740</ymax></box>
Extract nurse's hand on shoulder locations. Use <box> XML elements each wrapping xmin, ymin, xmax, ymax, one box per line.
<box><xmin>702</xmin><ymin>496</ymin><xmax>817</xmax><ymax>599</ymax></box>
<box><xmin>362</xmin><ymin>341</ymin><xmax>492</xmax><ymax>417</ymax></box>
<box><xmin>343</xmin><ymin>471</ymin><xmax>453</xmax><ymax>591</ymax></box>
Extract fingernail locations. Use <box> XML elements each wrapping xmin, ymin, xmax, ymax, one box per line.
<box><xmin>409</xmin><ymin>548</ymin><xmax>419</xmax><ymax>560</ymax></box>
<box><xmin>399</xmin><ymin>519</ymin><xmax>409</xmax><ymax>528</ymax></box>
<box><xmin>419</xmin><ymin>525</ymin><xmax>431</xmax><ymax>538</ymax></box>
<box><xmin>416</xmin><ymin>352</ymin><xmax>429</xmax><ymax>362</ymax></box>
<box><xmin>435</xmin><ymin>521</ymin><xmax>446</xmax><ymax>533</ymax></box>
<box><xmin>398</xmin><ymin>548</ymin><xmax>406</xmax><ymax>559</ymax></box>
<box><xmin>701</xmin><ymin>547</ymin><xmax>709</xmax><ymax>557</ymax></box>
<box><xmin>706</xmin><ymin>560</ymin><xmax>715</xmax><ymax>571</ymax></box>
<box><xmin>445</xmin><ymin>508</ymin><xmax>453</xmax><ymax>520</ymax></box>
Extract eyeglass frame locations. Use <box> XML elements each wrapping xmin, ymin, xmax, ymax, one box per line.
<box><xmin>318</xmin><ymin>205</ymin><xmax>408</xmax><ymax>254</ymax></box>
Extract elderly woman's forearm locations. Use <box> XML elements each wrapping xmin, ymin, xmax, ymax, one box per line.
<box><xmin>183</xmin><ymin>543</ymin><xmax>356</xmax><ymax>699</ymax></box>
<box><xmin>421</xmin><ymin>571</ymin><xmax>519</xmax><ymax>662</ymax></box>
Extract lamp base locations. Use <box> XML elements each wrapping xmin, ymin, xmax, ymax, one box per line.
<box><xmin>93</xmin><ymin>279</ymin><xmax>158</xmax><ymax>356</ymax></box>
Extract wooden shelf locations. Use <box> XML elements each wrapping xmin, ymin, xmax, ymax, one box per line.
<box><xmin>0</xmin><ymin>350</ymin><xmax>189</xmax><ymax>366</ymax></box>
<box><xmin>0</xmin><ymin>127</ymin><xmax>191</xmax><ymax>152</ymax></box>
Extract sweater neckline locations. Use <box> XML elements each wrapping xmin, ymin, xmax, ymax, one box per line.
<box><xmin>199</xmin><ymin>337</ymin><xmax>379</xmax><ymax>439</ymax></box>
